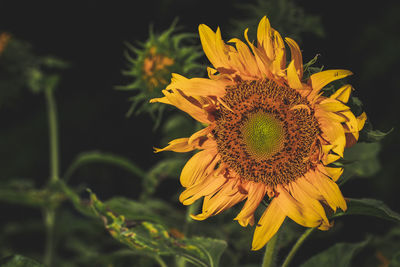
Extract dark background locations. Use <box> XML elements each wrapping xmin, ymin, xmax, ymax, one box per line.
<box><xmin>0</xmin><ymin>0</ymin><xmax>399</xmax><ymax>265</ymax></box>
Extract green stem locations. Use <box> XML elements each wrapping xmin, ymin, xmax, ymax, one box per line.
<box><xmin>177</xmin><ymin>201</ymin><xmax>201</xmax><ymax>267</ymax></box>
<box><xmin>281</xmin><ymin>227</ymin><xmax>316</xmax><ymax>267</ymax></box>
<box><xmin>45</xmin><ymin>87</ymin><xmax>60</xmax><ymax>182</ymax></box>
<box><xmin>43</xmin><ymin>87</ymin><xmax>60</xmax><ymax>266</ymax></box>
<box><xmin>155</xmin><ymin>255</ymin><xmax>168</xmax><ymax>267</ymax></box>
<box><xmin>262</xmin><ymin>232</ymin><xmax>279</xmax><ymax>267</ymax></box>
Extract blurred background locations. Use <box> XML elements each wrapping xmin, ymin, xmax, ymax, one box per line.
<box><xmin>0</xmin><ymin>0</ymin><xmax>398</xmax><ymax>266</ymax></box>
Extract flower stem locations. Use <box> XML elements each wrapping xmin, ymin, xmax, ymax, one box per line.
<box><xmin>45</xmin><ymin>86</ymin><xmax>60</xmax><ymax>182</ymax></box>
<box><xmin>262</xmin><ymin>232</ymin><xmax>279</xmax><ymax>267</ymax></box>
<box><xmin>43</xmin><ymin>86</ymin><xmax>60</xmax><ymax>266</ymax></box>
<box><xmin>281</xmin><ymin>227</ymin><xmax>316</xmax><ymax>267</ymax></box>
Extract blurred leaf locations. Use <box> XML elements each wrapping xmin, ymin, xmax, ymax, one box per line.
<box><xmin>390</xmin><ymin>251</ymin><xmax>400</xmax><ymax>267</ymax></box>
<box><xmin>331</xmin><ymin>198</ymin><xmax>400</xmax><ymax>223</ymax></box>
<box><xmin>64</xmin><ymin>151</ymin><xmax>147</xmax><ymax>181</ymax></box>
<box><xmin>361</xmin><ymin>128</ymin><xmax>393</xmax><ymax>143</ymax></box>
<box><xmin>0</xmin><ymin>179</ymin><xmax>65</xmax><ymax>208</ymax></box>
<box><xmin>89</xmin><ymin>190</ymin><xmax>227</xmax><ymax>267</ymax></box>
<box><xmin>338</xmin><ymin>142</ymin><xmax>381</xmax><ymax>185</ymax></box>
<box><xmin>0</xmin><ymin>254</ymin><xmax>44</xmax><ymax>267</ymax></box>
<box><xmin>300</xmin><ymin>239</ymin><xmax>369</xmax><ymax>267</ymax></box>
<box><xmin>142</xmin><ymin>157</ymin><xmax>186</xmax><ymax>199</ymax></box>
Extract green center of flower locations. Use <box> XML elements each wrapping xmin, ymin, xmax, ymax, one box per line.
<box><xmin>241</xmin><ymin>112</ymin><xmax>285</xmax><ymax>159</ymax></box>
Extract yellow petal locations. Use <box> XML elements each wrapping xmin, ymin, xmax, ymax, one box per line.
<box><xmin>287</xmin><ymin>60</ymin><xmax>303</xmax><ymax>90</ymax></box>
<box><xmin>257</xmin><ymin>16</ymin><xmax>274</xmax><ymax>59</ymax></box>
<box><xmin>198</xmin><ymin>24</ymin><xmax>223</xmax><ymax>69</ymax></box>
<box><xmin>325</xmin><ymin>166</ymin><xmax>344</xmax><ymax>182</ymax></box>
<box><xmin>290</xmin><ymin>180</ymin><xmax>329</xmax><ymax>226</ymax></box>
<box><xmin>251</xmin><ymin>198</ymin><xmax>285</xmax><ymax>250</ymax></box>
<box><xmin>323</xmin><ymin>153</ymin><xmax>341</xmax><ymax>165</ymax></box>
<box><xmin>319</xmin><ymin>98</ymin><xmax>350</xmax><ymax>112</ymax></box>
<box><xmin>330</xmin><ymin>84</ymin><xmax>352</xmax><ymax>103</ymax></box>
<box><xmin>234</xmin><ymin>182</ymin><xmax>268</xmax><ymax>227</ymax></box>
<box><xmin>166</xmin><ymin>75</ymin><xmax>226</xmax><ymax>98</ymax></box>
<box><xmin>159</xmin><ymin>89</ymin><xmax>211</xmax><ymax>124</ymax></box>
<box><xmin>271</xmin><ymin>30</ymin><xmax>286</xmax><ymax>76</ymax></box>
<box><xmin>276</xmin><ymin>185</ymin><xmax>320</xmax><ymax>227</ymax></box>
<box><xmin>285</xmin><ymin>37</ymin><xmax>303</xmax><ymax>79</ymax></box>
<box><xmin>188</xmin><ymin>125</ymin><xmax>214</xmax><ymax>144</ymax></box>
<box><xmin>357</xmin><ymin>112</ymin><xmax>367</xmax><ymax>131</ymax></box>
<box><xmin>180</xmin><ymin>149</ymin><xmax>217</xmax><ymax>187</ymax></box>
<box><xmin>306</xmin><ymin>169</ymin><xmax>347</xmax><ymax>212</ymax></box>
<box><xmin>179</xmin><ymin>172</ymin><xmax>226</xmax><ymax>205</ymax></box>
<box><xmin>310</xmin><ymin>69</ymin><xmax>353</xmax><ymax>93</ymax></box>
<box><xmin>154</xmin><ymin>138</ymin><xmax>196</xmax><ymax>153</ymax></box>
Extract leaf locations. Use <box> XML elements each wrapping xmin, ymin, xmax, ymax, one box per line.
<box><xmin>390</xmin><ymin>251</ymin><xmax>400</xmax><ymax>267</ymax></box>
<box><xmin>300</xmin><ymin>239</ymin><xmax>369</xmax><ymax>267</ymax></box>
<box><xmin>64</xmin><ymin>151</ymin><xmax>147</xmax><ymax>181</ymax></box>
<box><xmin>362</xmin><ymin>128</ymin><xmax>394</xmax><ymax>143</ymax></box>
<box><xmin>331</xmin><ymin>198</ymin><xmax>400</xmax><ymax>223</ymax></box>
<box><xmin>89</xmin><ymin>190</ymin><xmax>227</xmax><ymax>267</ymax></box>
<box><xmin>0</xmin><ymin>254</ymin><xmax>45</xmax><ymax>267</ymax></box>
<box><xmin>338</xmin><ymin>142</ymin><xmax>381</xmax><ymax>185</ymax></box>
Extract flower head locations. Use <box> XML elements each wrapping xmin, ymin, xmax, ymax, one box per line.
<box><xmin>151</xmin><ymin>16</ymin><xmax>366</xmax><ymax>250</ymax></box>
<box><xmin>118</xmin><ymin>20</ymin><xmax>202</xmax><ymax>122</ymax></box>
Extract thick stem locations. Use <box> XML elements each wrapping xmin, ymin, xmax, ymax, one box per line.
<box><xmin>43</xmin><ymin>87</ymin><xmax>60</xmax><ymax>266</ymax></box>
<box><xmin>281</xmin><ymin>227</ymin><xmax>316</xmax><ymax>267</ymax></box>
<box><xmin>262</xmin><ymin>232</ymin><xmax>279</xmax><ymax>267</ymax></box>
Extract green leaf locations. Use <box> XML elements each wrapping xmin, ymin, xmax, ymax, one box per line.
<box><xmin>89</xmin><ymin>190</ymin><xmax>227</xmax><ymax>267</ymax></box>
<box><xmin>300</xmin><ymin>239</ymin><xmax>369</xmax><ymax>267</ymax></box>
<box><xmin>338</xmin><ymin>142</ymin><xmax>381</xmax><ymax>185</ymax></box>
<box><xmin>390</xmin><ymin>251</ymin><xmax>400</xmax><ymax>267</ymax></box>
<box><xmin>64</xmin><ymin>151</ymin><xmax>146</xmax><ymax>181</ymax></box>
<box><xmin>0</xmin><ymin>254</ymin><xmax>44</xmax><ymax>267</ymax></box>
<box><xmin>331</xmin><ymin>198</ymin><xmax>400</xmax><ymax>223</ymax></box>
<box><xmin>362</xmin><ymin>128</ymin><xmax>394</xmax><ymax>142</ymax></box>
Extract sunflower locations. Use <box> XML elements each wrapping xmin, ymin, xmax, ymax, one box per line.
<box><xmin>151</xmin><ymin>16</ymin><xmax>366</xmax><ymax>250</ymax></box>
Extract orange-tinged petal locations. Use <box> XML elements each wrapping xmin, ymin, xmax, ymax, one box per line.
<box><xmin>285</xmin><ymin>37</ymin><xmax>303</xmax><ymax>78</ymax></box>
<box><xmin>271</xmin><ymin>30</ymin><xmax>286</xmax><ymax>76</ymax></box>
<box><xmin>229</xmin><ymin>38</ymin><xmax>261</xmax><ymax>78</ymax></box>
<box><xmin>252</xmin><ymin>198</ymin><xmax>285</xmax><ymax>250</ymax></box>
<box><xmin>191</xmin><ymin>187</ymin><xmax>247</xmax><ymax>221</ymax></box>
<box><xmin>188</xmin><ymin>125</ymin><xmax>214</xmax><ymax>144</ymax></box>
<box><xmin>234</xmin><ymin>182</ymin><xmax>268</xmax><ymax>227</ymax></box>
<box><xmin>157</xmin><ymin>89</ymin><xmax>211</xmax><ymax>124</ymax></box>
<box><xmin>180</xmin><ymin>149</ymin><xmax>217</xmax><ymax>187</ymax></box>
<box><xmin>287</xmin><ymin>60</ymin><xmax>303</xmax><ymax>90</ymax></box>
<box><xmin>179</xmin><ymin>173</ymin><xmax>227</xmax><ymax>205</ymax></box>
<box><xmin>310</xmin><ymin>69</ymin><xmax>353</xmax><ymax>93</ymax></box>
<box><xmin>330</xmin><ymin>84</ymin><xmax>352</xmax><ymax>103</ymax></box>
<box><xmin>166</xmin><ymin>75</ymin><xmax>226</xmax><ymax>98</ymax></box>
<box><xmin>244</xmin><ymin>28</ymin><xmax>271</xmax><ymax>77</ymax></box>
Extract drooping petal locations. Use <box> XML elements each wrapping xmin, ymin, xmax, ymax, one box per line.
<box><xmin>285</xmin><ymin>37</ymin><xmax>303</xmax><ymax>79</ymax></box>
<box><xmin>179</xmin><ymin>172</ymin><xmax>227</xmax><ymax>205</ymax></box>
<box><xmin>188</xmin><ymin>125</ymin><xmax>215</xmax><ymax>144</ymax></box>
<box><xmin>287</xmin><ymin>60</ymin><xmax>304</xmax><ymax>90</ymax></box>
<box><xmin>306</xmin><ymin>168</ymin><xmax>347</xmax><ymax>212</ymax></box>
<box><xmin>330</xmin><ymin>84</ymin><xmax>352</xmax><ymax>103</ymax></box>
<box><xmin>252</xmin><ymin>198</ymin><xmax>285</xmax><ymax>250</ymax></box>
<box><xmin>166</xmin><ymin>74</ymin><xmax>227</xmax><ymax>97</ymax></box>
<box><xmin>234</xmin><ymin>182</ymin><xmax>268</xmax><ymax>227</ymax></box>
<box><xmin>310</xmin><ymin>69</ymin><xmax>353</xmax><ymax>95</ymax></box>
<box><xmin>154</xmin><ymin>138</ymin><xmax>196</xmax><ymax>153</ymax></box>
<box><xmin>153</xmin><ymin>88</ymin><xmax>212</xmax><ymax>124</ymax></box>
<box><xmin>180</xmin><ymin>149</ymin><xmax>217</xmax><ymax>187</ymax></box>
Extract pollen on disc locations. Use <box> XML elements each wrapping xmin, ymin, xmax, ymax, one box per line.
<box><xmin>241</xmin><ymin>112</ymin><xmax>285</xmax><ymax>159</ymax></box>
